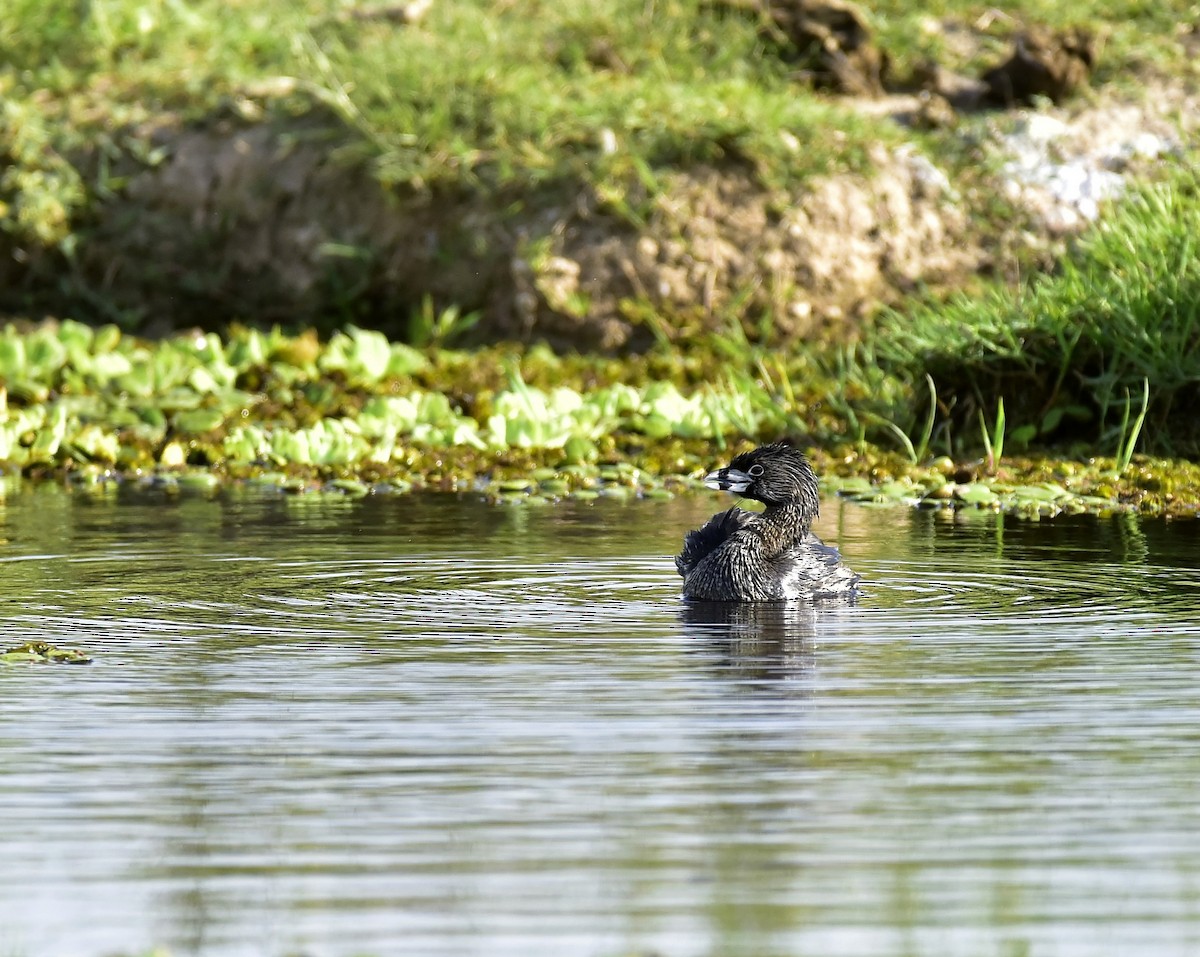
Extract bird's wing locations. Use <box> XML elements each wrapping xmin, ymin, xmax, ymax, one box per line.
<box><xmin>778</xmin><ymin>531</ymin><xmax>862</xmax><ymax>598</ymax></box>
<box><xmin>675</xmin><ymin>508</ymin><xmax>756</xmax><ymax>577</ymax></box>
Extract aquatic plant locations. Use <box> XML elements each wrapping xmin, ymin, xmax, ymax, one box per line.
<box><xmin>979</xmin><ymin>397</ymin><xmax>1006</xmax><ymax>475</ymax></box>
<box><xmin>1</xmin><ymin>640</ymin><xmax>91</xmax><ymax>664</ymax></box>
<box><xmin>1</xmin><ymin>309</ymin><xmax>1200</xmax><ymax>518</ymax></box>
<box><xmin>1112</xmin><ymin>377</ymin><xmax>1150</xmax><ymax>477</ymax></box>
<box><xmin>0</xmin><ymin>319</ymin><xmax>793</xmax><ymax>480</ymax></box>
<box><xmin>407</xmin><ymin>297</ymin><xmax>482</xmax><ymax>349</ymax></box>
<box><xmin>867</xmin><ymin>373</ymin><xmax>939</xmax><ymax>464</ymax></box>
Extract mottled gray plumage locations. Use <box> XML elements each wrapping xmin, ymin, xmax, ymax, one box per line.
<box><xmin>676</xmin><ymin>442</ymin><xmax>860</xmax><ymax>601</ymax></box>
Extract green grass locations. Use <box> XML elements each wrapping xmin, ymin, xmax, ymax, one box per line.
<box><xmin>864</xmin><ymin>168</ymin><xmax>1200</xmax><ymax>458</ymax></box>
<box><xmin>0</xmin><ymin>0</ymin><xmax>893</xmax><ymax>195</ymax></box>
<box><xmin>1112</xmin><ymin>377</ymin><xmax>1150</xmax><ymax>476</ymax></box>
<box><xmin>978</xmin><ymin>396</ymin><xmax>1005</xmax><ymax>474</ymax></box>
<box><xmin>2</xmin><ymin>0</ymin><xmax>1196</xmax><ymax>333</ymax></box>
<box><xmin>2</xmin><ymin>0</ymin><xmax>1195</xmax><ymax>201</ymax></box>
<box><xmin>871</xmin><ymin>0</ymin><xmax>1197</xmax><ymax>82</ymax></box>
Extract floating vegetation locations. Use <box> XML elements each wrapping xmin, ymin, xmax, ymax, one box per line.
<box><xmin>821</xmin><ymin>451</ymin><xmax>1200</xmax><ymax>521</ymax></box>
<box><xmin>0</xmin><ymin>320</ymin><xmax>789</xmax><ymax>477</ymax></box>
<box><xmin>2</xmin><ymin>319</ymin><xmax>1200</xmax><ymax>520</ymax></box>
<box><xmin>1</xmin><ymin>641</ymin><xmax>92</xmax><ymax>665</ymax></box>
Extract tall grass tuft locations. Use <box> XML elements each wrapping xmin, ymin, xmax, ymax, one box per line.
<box><xmin>871</xmin><ymin>170</ymin><xmax>1200</xmax><ymax>456</ymax></box>
<box><xmin>978</xmin><ymin>398</ymin><xmax>1005</xmax><ymax>474</ymax></box>
<box><xmin>1112</xmin><ymin>377</ymin><xmax>1150</xmax><ymax>476</ymax></box>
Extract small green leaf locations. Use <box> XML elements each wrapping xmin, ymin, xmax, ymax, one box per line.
<box><xmin>329</xmin><ymin>479</ymin><xmax>370</xmax><ymax>497</ymax></box>
<box><xmin>956</xmin><ymin>483</ymin><xmax>999</xmax><ymax>506</ymax></box>
<box><xmin>178</xmin><ymin>471</ymin><xmax>220</xmax><ymax>491</ymax></box>
<box><xmin>173</xmin><ymin>409</ymin><xmax>226</xmax><ymax>433</ymax></box>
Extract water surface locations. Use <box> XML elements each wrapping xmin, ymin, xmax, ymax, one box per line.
<box><xmin>2</xmin><ymin>484</ymin><xmax>1199</xmax><ymax>957</ymax></box>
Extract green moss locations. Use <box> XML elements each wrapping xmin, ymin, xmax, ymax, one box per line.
<box><xmin>0</xmin><ymin>88</ymin><xmax>87</xmax><ymax>250</ymax></box>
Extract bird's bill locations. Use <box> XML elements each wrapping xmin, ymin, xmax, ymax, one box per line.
<box><xmin>704</xmin><ymin>467</ymin><xmax>753</xmax><ymax>493</ymax></box>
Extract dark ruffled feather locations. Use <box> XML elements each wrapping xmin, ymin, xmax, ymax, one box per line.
<box><xmin>674</xmin><ymin>507</ymin><xmax>756</xmax><ymax>577</ymax></box>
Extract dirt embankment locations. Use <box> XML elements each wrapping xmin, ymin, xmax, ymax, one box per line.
<box><xmin>1</xmin><ymin>2</ymin><xmax>1194</xmax><ymax>349</ymax></box>
<box><xmin>3</xmin><ymin>115</ymin><xmax>980</xmax><ymax>349</ymax></box>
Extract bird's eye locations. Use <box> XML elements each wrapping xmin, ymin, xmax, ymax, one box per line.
<box><xmin>748</xmin><ymin>464</ymin><xmax>765</xmax><ymax>477</ymax></box>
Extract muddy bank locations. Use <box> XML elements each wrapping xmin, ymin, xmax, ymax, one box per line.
<box><xmin>1</xmin><ymin>82</ymin><xmax>1193</xmax><ymax>349</ymax></box>
<box><xmin>1</xmin><ymin>116</ymin><xmax>977</xmax><ymax>348</ymax></box>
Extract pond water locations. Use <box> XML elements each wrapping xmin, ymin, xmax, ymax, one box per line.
<box><xmin>2</xmin><ymin>482</ymin><xmax>1200</xmax><ymax>957</ymax></box>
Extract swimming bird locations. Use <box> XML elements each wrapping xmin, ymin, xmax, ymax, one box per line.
<box><xmin>676</xmin><ymin>442</ymin><xmax>860</xmax><ymax>601</ymax></box>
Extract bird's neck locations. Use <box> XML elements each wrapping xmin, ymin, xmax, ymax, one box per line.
<box><xmin>758</xmin><ymin>499</ymin><xmax>812</xmax><ymax>552</ymax></box>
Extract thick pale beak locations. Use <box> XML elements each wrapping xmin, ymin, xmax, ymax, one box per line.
<box><xmin>704</xmin><ymin>467</ymin><xmax>753</xmax><ymax>493</ymax></box>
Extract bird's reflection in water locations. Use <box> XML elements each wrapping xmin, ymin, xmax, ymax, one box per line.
<box><xmin>680</xmin><ymin>600</ymin><xmax>820</xmax><ymax>683</ymax></box>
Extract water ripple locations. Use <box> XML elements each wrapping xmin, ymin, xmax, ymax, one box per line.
<box><xmin>2</xmin><ymin>493</ymin><xmax>1200</xmax><ymax>957</ymax></box>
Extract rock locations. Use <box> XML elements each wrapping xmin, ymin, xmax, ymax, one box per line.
<box><xmin>766</xmin><ymin>0</ymin><xmax>888</xmax><ymax>96</ymax></box>
<box><xmin>911</xmin><ymin>91</ymin><xmax>958</xmax><ymax>130</ymax></box>
<box><xmin>995</xmin><ymin>103</ymin><xmax>1177</xmax><ymax>234</ymax></box>
<box><xmin>983</xmin><ymin>27</ymin><xmax>1098</xmax><ymax>106</ymax></box>
<box><xmin>337</xmin><ymin>0</ymin><xmax>433</xmax><ymax>24</ymax></box>
<box><xmin>909</xmin><ymin>59</ymin><xmax>990</xmax><ymax>111</ymax></box>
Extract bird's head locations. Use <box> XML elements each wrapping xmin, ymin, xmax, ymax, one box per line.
<box><xmin>703</xmin><ymin>442</ymin><xmax>820</xmax><ymax>516</ymax></box>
